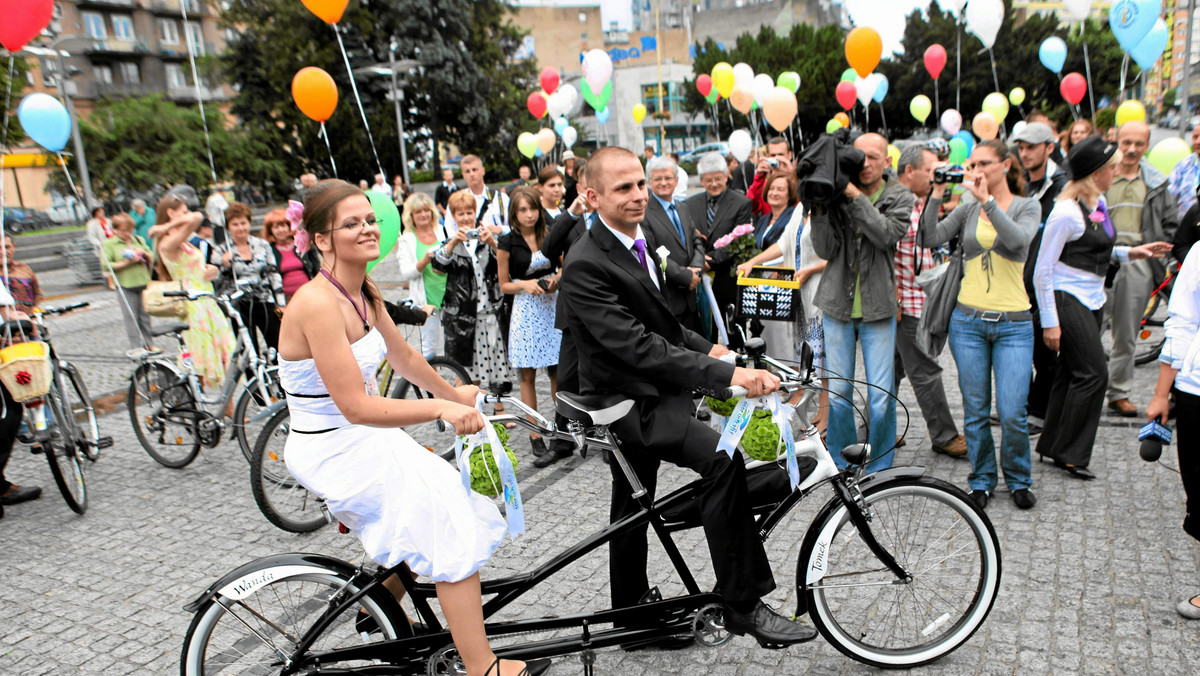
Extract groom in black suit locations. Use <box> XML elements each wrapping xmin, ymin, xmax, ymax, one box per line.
<box><xmin>558</xmin><ymin>147</ymin><xmax>815</xmax><ymax>647</ymax></box>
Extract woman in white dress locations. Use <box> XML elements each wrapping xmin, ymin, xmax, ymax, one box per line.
<box><xmin>278</xmin><ymin>179</ymin><xmax>549</xmax><ymax>676</ymax></box>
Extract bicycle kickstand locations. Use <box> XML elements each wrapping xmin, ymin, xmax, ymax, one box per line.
<box><xmin>579</xmin><ymin>619</ymin><xmax>595</xmax><ymax>676</ymax></box>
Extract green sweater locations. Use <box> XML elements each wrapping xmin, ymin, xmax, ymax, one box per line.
<box><xmin>102</xmin><ymin>235</ymin><xmax>153</xmax><ymax>288</ymax></box>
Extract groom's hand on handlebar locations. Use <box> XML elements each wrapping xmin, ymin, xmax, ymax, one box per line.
<box><xmin>439</xmin><ymin>402</ymin><xmax>485</xmax><ymax>435</ymax></box>
<box><xmin>730</xmin><ymin>367</ymin><xmax>780</xmax><ymax>398</ymax></box>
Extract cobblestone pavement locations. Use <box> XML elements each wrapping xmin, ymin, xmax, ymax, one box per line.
<box><xmin>2</xmin><ymin>274</ymin><xmax>1200</xmax><ymax>675</ymax></box>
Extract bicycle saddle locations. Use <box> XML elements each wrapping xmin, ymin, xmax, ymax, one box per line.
<box><xmin>150</xmin><ymin>323</ymin><xmax>190</xmax><ymax>337</ymax></box>
<box><xmin>555</xmin><ymin>392</ymin><xmax>633</xmax><ymax>426</ymax></box>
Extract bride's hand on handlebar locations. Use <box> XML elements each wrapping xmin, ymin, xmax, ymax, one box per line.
<box><xmin>730</xmin><ymin>367</ymin><xmax>780</xmax><ymax>398</ymax></box>
<box><xmin>439</xmin><ymin>402</ymin><xmax>485</xmax><ymax>435</ymax></box>
<box><xmin>451</xmin><ymin>384</ymin><xmax>484</xmax><ymax>407</ymax></box>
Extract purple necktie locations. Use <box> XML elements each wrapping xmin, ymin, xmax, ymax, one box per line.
<box><xmin>631</xmin><ymin>239</ymin><xmax>647</xmax><ymax>267</ymax></box>
<box><xmin>1095</xmin><ymin>201</ymin><xmax>1115</xmax><ymax>239</ymax></box>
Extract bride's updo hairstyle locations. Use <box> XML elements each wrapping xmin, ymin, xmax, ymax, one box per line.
<box><xmin>302</xmin><ymin>178</ymin><xmax>383</xmax><ymax>312</ymax></box>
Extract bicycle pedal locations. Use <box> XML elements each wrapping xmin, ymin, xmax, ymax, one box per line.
<box><xmin>757</xmin><ymin>640</ymin><xmax>788</xmax><ymax>650</ymax></box>
<box><xmin>96</xmin><ymin>436</ymin><xmax>114</xmax><ymax>450</ymax></box>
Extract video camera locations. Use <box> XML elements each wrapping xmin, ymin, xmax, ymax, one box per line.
<box><xmin>933</xmin><ymin>166</ymin><xmax>965</xmax><ymax>185</ymax></box>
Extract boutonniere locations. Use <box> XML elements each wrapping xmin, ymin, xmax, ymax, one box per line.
<box><xmin>1087</xmin><ymin>210</ymin><xmax>1105</xmax><ymax>225</ymax></box>
<box><xmin>655</xmin><ymin>245</ymin><xmax>671</xmax><ymax>271</ymax></box>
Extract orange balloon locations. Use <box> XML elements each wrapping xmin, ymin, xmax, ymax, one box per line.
<box><xmin>834</xmin><ymin>112</ymin><xmax>850</xmax><ymax>128</ymax></box>
<box><xmin>730</xmin><ymin>86</ymin><xmax>754</xmax><ymax>115</ymax></box>
<box><xmin>292</xmin><ymin>67</ymin><xmax>338</xmax><ymax>122</ymax></box>
<box><xmin>845</xmin><ymin>27</ymin><xmax>882</xmax><ymax>78</ymax></box>
<box><xmin>301</xmin><ymin>0</ymin><xmax>349</xmax><ymax>24</ymax></box>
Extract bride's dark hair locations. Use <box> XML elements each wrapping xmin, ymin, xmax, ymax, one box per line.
<box><xmin>302</xmin><ymin>179</ymin><xmax>383</xmax><ymax>312</ymax></box>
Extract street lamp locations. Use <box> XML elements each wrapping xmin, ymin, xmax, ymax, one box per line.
<box><xmin>353</xmin><ymin>50</ymin><xmax>419</xmax><ymax>186</ymax></box>
<box><xmin>23</xmin><ymin>36</ymin><xmax>99</xmax><ymax>210</ymax></box>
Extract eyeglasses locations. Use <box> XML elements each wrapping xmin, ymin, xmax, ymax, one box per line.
<box><xmin>972</xmin><ymin>159</ymin><xmax>999</xmax><ymax>168</ymax></box>
<box><xmin>325</xmin><ymin>216</ymin><xmax>378</xmax><ymax>233</ymax></box>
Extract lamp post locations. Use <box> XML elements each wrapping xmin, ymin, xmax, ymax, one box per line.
<box><xmin>354</xmin><ymin>52</ymin><xmax>418</xmax><ymax>187</ymax></box>
<box><xmin>24</xmin><ymin>36</ymin><xmax>98</xmax><ymax>210</ymax></box>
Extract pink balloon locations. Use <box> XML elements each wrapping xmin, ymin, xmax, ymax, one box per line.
<box><xmin>0</xmin><ymin>0</ymin><xmax>54</xmax><ymax>52</ymax></box>
<box><xmin>1060</xmin><ymin>72</ymin><xmax>1087</xmax><ymax>106</ymax></box>
<box><xmin>941</xmin><ymin>109</ymin><xmax>962</xmax><ymax>136</ymax></box>
<box><xmin>924</xmin><ymin>44</ymin><xmax>947</xmax><ymax>80</ymax></box>
<box><xmin>835</xmin><ymin>81</ymin><xmax>857</xmax><ymax>111</ymax></box>
<box><xmin>539</xmin><ymin>67</ymin><xmax>560</xmax><ymax>96</ymax></box>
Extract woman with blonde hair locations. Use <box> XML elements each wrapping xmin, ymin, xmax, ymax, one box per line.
<box><xmin>1033</xmin><ymin>137</ymin><xmax>1171</xmax><ymax>480</ymax></box>
<box><xmin>395</xmin><ymin>192</ymin><xmax>449</xmax><ymax>357</ymax></box>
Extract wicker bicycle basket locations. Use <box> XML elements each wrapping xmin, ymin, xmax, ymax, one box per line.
<box><xmin>735</xmin><ymin>266</ymin><xmax>801</xmax><ymax>321</ymax></box>
<box><xmin>0</xmin><ymin>341</ymin><xmax>52</xmax><ymax>402</ymax></box>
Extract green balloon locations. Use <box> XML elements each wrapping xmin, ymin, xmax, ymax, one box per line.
<box><xmin>840</xmin><ymin>67</ymin><xmax>857</xmax><ymax>83</ymax></box>
<box><xmin>948</xmin><ymin>138</ymin><xmax>969</xmax><ymax>165</ymax></box>
<box><xmin>777</xmin><ymin>71</ymin><xmax>800</xmax><ymax>93</ymax></box>
<box><xmin>705</xmin><ymin>89</ymin><xmax>720</xmax><ymax>104</ymax></box>
<box><xmin>365</xmin><ymin>190</ymin><xmax>401</xmax><ymax>275</ymax></box>
<box><xmin>582</xmin><ymin>79</ymin><xmax>612</xmax><ymax>111</ymax></box>
<box><xmin>825</xmin><ymin>119</ymin><xmax>842</xmax><ymax>133</ymax></box>
<box><xmin>1149</xmin><ymin>137</ymin><xmax>1191</xmax><ymax>176</ymax></box>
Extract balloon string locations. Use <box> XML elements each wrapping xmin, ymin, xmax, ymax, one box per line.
<box><xmin>179</xmin><ymin>2</ymin><xmax>217</xmax><ymax>185</ymax></box>
<box><xmin>987</xmin><ymin>50</ymin><xmax>1006</xmax><ymax>139</ymax></box>
<box><xmin>1119</xmin><ymin>53</ymin><xmax>1129</xmax><ymax>104</ymax></box>
<box><xmin>955</xmin><ymin>13</ymin><xmax>962</xmax><ymax>111</ymax></box>
<box><xmin>933</xmin><ymin>78</ymin><xmax>940</xmax><ymax>129</ymax></box>
<box><xmin>320</xmin><ymin>122</ymin><xmax>339</xmax><ymax>178</ymax></box>
<box><xmin>334</xmin><ymin>25</ymin><xmax>385</xmax><ymax>180</ymax></box>
<box><xmin>878</xmin><ymin>100</ymin><xmax>888</xmax><ymax>138</ymax></box>
<box><xmin>1</xmin><ymin>55</ymin><xmax>13</xmax><ymax>293</ymax></box>
<box><xmin>1080</xmin><ymin>21</ymin><xmax>1097</xmax><ymax>122</ymax></box>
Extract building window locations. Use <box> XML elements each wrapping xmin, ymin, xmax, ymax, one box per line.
<box><xmin>94</xmin><ymin>64</ymin><xmax>113</xmax><ymax>84</ymax></box>
<box><xmin>641</xmin><ymin>82</ymin><xmax>684</xmax><ymax>115</ymax></box>
<box><xmin>82</xmin><ymin>12</ymin><xmax>108</xmax><ymax>40</ymax></box>
<box><xmin>166</xmin><ymin>63</ymin><xmax>189</xmax><ymax>88</ymax></box>
<box><xmin>185</xmin><ymin>21</ymin><xmax>205</xmax><ymax>54</ymax></box>
<box><xmin>159</xmin><ymin>19</ymin><xmax>180</xmax><ymax>46</ymax></box>
<box><xmin>118</xmin><ymin>62</ymin><xmax>140</xmax><ymax>83</ymax></box>
<box><xmin>111</xmin><ymin>15</ymin><xmax>135</xmax><ymax>41</ymax></box>
<box><xmin>39</xmin><ymin>58</ymin><xmax>59</xmax><ymax>87</ymax></box>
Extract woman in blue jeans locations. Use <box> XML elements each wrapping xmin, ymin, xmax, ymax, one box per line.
<box><xmin>919</xmin><ymin>140</ymin><xmax>1042</xmax><ymax>510</ymax></box>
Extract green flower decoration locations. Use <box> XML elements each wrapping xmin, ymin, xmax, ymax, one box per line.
<box><xmin>466</xmin><ymin>442</ymin><xmax>518</xmax><ymax>497</ymax></box>
<box><xmin>704</xmin><ymin>395</ymin><xmax>742</xmax><ymax>417</ymax></box>
<box><xmin>741</xmin><ymin>409</ymin><xmax>781</xmax><ymax>462</ymax></box>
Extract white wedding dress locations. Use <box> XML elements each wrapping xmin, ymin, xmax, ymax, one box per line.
<box><xmin>279</xmin><ymin>327</ymin><xmax>507</xmax><ymax>582</ymax></box>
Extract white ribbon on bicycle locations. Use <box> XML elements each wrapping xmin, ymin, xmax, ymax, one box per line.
<box><xmin>764</xmin><ymin>392</ymin><xmax>802</xmax><ymax>490</ymax></box>
<box><xmin>452</xmin><ymin>393</ymin><xmax>525</xmax><ymax>539</ymax></box>
<box><xmin>716</xmin><ymin>393</ymin><xmax>802</xmax><ymax>490</ymax></box>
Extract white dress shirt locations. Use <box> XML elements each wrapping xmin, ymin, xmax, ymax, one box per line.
<box><xmin>1163</xmin><ymin>245</ymin><xmax>1200</xmax><ymax>396</ymax></box>
<box><xmin>1033</xmin><ymin>198</ymin><xmax>1130</xmax><ymax>329</ymax></box>
<box><xmin>600</xmin><ymin>219</ymin><xmax>659</xmax><ymax>290</ymax></box>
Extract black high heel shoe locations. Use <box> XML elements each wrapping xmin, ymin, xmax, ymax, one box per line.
<box><xmin>484</xmin><ymin>657</ymin><xmax>552</xmax><ymax>676</ymax></box>
<box><xmin>1052</xmin><ymin>459</ymin><xmax>1096</xmax><ymax>480</ymax></box>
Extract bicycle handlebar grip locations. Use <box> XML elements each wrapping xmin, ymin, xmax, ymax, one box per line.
<box><xmin>162</xmin><ymin>290</ymin><xmax>189</xmax><ymax>298</ymax></box>
<box><xmin>716</xmin><ymin>386</ymin><xmax>748</xmax><ymax>400</ymax></box>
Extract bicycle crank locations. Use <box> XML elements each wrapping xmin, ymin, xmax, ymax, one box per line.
<box><xmin>691</xmin><ymin>603</ymin><xmax>732</xmax><ymax>647</ymax></box>
<box><xmin>198</xmin><ymin>418</ymin><xmax>224</xmax><ymax>448</ymax></box>
<box><xmin>426</xmin><ymin>643</ymin><xmax>466</xmax><ymax>676</ymax></box>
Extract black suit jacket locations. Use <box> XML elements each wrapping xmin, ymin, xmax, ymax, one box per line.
<box><xmin>643</xmin><ymin>196</ymin><xmax>704</xmax><ymax>318</ymax></box>
<box><xmin>683</xmin><ymin>189</ymin><xmax>754</xmax><ymax>316</ymax></box>
<box><xmin>542</xmin><ymin>211</ymin><xmax>589</xmax><ymax>267</ymax></box>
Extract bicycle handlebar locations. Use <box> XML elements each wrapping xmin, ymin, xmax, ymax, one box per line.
<box><xmin>40</xmin><ymin>301</ymin><xmax>89</xmax><ymax>316</ymax></box>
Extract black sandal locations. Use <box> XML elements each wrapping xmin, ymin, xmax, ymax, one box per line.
<box><xmin>484</xmin><ymin>657</ymin><xmax>552</xmax><ymax>676</ymax></box>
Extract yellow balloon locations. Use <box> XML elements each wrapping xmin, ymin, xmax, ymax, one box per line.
<box><xmin>1116</xmin><ymin>100</ymin><xmax>1147</xmax><ymax>126</ymax></box>
<box><xmin>632</xmin><ymin>103</ymin><xmax>647</xmax><ymax>124</ymax></box>
<box><xmin>712</xmin><ymin>62</ymin><xmax>735</xmax><ymax>99</ymax></box>
<box><xmin>1009</xmin><ymin>87</ymin><xmax>1026</xmax><ymax>106</ymax></box>
<box><xmin>981</xmin><ymin>92</ymin><xmax>1009</xmax><ymax>122</ymax></box>
<box><xmin>887</xmin><ymin>144</ymin><xmax>901</xmax><ymax>171</ymax></box>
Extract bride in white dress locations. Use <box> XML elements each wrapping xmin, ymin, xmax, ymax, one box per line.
<box><xmin>278</xmin><ymin>179</ymin><xmax>549</xmax><ymax>676</ymax></box>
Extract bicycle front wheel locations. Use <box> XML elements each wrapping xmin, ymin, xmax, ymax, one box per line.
<box><xmin>390</xmin><ymin>356</ymin><xmax>472</xmax><ymax>458</ymax></box>
<box><xmin>801</xmin><ymin>476</ymin><xmax>1001</xmax><ymax>669</ymax></box>
<box><xmin>42</xmin><ymin>395</ymin><xmax>87</xmax><ymax>514</ymax></box>
<box><xmin>60</xmin><ymin>363</ymin><xmax>101</xmax><ymax>461</ymax></box>
<box><xmin>232</xmin><ymin>366</ymin><xmax>284</xmax><ymax>465</ymax></box>
<box><xmin>250</xmin><ymin>407</ymin><xmax>328</xmax><ymax>533</ymax></box>
<box><xmin>128</xmin><ymin>361</ymin><xmax>201</xmax><ymax>468</ymax></box>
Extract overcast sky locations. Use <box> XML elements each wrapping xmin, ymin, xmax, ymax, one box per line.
<box><xmin>844</xmin><ymin>0</ymin><xmax>931</xmax><ymax>58</ymax></box>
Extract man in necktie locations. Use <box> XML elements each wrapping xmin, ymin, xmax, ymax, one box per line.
<box><xmin>644</xmin><ymin>155</ymin><xmax>705</xmax><ymax>330</ymax></box>
<box><xmin>684</xmin><ymin>153</ymin><xmax>754</xmax><ymax>339</ymax></box>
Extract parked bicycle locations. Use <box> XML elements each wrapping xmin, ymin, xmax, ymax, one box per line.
<box><xmin>127</xmin><ymin>284</ymin><xmax>282</xmax><ymax>468</ymax></box>
<box><xmin>184</xmin><ymin>338</ymin><xmax>1001</xmax><ymax>674</ymax></box>
<box><xmin>1135</xmin><ymin>260</ymin><xmax>1177</xmax><ymax>366</ymax></box>
<box><xmin>5</xmin><ymin>302</ymin><xmax>111</xmax><ymax>514</ymax></box>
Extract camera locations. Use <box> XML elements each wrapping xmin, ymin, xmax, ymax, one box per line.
<box><xmin>465</xmin><ymin>228</ymin><xmax>481</xmax><ymax>239</ymax></box>
<box><xmin>766</xmin><ymin>158</ymin><xmax>780</xmax><ymax>168</ymax></box>
<box><xmin>934</xmin><ymin>166</ymin><xmax>965</xmax><ymax>185</ymax></box>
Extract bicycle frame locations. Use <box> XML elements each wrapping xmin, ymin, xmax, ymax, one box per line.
<box><xmin>11</xmin><ymin>306</ymin><xmax>97</xmax><ymax>445</ymax></box>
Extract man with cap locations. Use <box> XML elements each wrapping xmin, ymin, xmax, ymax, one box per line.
<box><xmin>1104</xmin><ymin>121</ymin><xmax>1179</xmax><ymax>418</ymax></box>
<box><xmin>1032</xmin><ymin>137</ymin><xmax>1172</xmax><ymax>481</ymax></box>
<box><xmin>1169</xmin><ymin>123</ymin><xmax>1200</xmax><ymax>219</ymax></box>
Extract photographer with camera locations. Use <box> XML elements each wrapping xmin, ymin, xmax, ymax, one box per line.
<box><xmin>746</xmin><ymin>137</ymin><xmax>794</xmax><ymax>217</ymax></box>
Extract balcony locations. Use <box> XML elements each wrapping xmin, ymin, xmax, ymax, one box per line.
<box><xmin>148</xmin><ymin>0</ymin><xmax>207</xmax><ymax>16</ymax></box>
<box><xmin>95</xmin><ymin>81</ymin><xmax>165</xmax><ymax>98</ymax></box>
<box><xmin>85</xmin><ymin>39</ymin><xmax>146</xmax><ymax>55</ymax></box>
<box><xmin>78</xmin><ymin>0</ymin><xmax>137</xmax><ymax>8</ymax></box>
<box><xmin>168</xmin><ymin>84</ymin><xmax>229</xmax><ymax>102</ymax></box>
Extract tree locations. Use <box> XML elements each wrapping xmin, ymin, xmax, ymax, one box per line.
<box><xmin>219</xmin><ymin>0</ymin><xmax>535</xmax><ymax>182</ymax></box>
<box><xmin>0</xmin><ymin>57</ymin><xmax>33</xmax><ymax>147</ymax></box>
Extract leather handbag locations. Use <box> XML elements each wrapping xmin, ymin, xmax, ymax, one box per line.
<box><xmin>914</xmin><ymin>244</ymin><xmax>965</xmax><ymax>358</ymax></box>
<box><xmin>143</xmin><ymin>262</ymin><xmax>187</xmax><ymax>319</ymax></box>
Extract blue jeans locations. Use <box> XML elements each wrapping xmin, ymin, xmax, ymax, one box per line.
<box><xmin>947</xmin><ymin>309</ymin><xmax>1033</xmax><ymax>493</ymax></box>
<box><xmin>824</xmin><ymin>315</ymin><xmax>896</xmax><ymax>474</ymax></box>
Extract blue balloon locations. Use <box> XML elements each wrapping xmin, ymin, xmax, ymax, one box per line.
<box><xmin>595</xmin><ymin>106</ymin><xmax>610</xmax><ymax>124</ymax></box>
<box><xmin>871</xmin><ymin>74</ymin><xmax>889</xmax><ymax>104</ymax></box>
<box><xmin>17</xmin><ymin>93</ymin><xmax>71</xmax><ymax>153</ymax></box>
<box><xmin>534</xmin><ymin>147</ymin><xmax>544</xmax><ymax>158</ymax></box>
<box><xmin>1130</xmin><ymin>17</ymin><xmax>1169</xmax><ymax>71</ymax></box>
<box><xmin>553</xmin><ymin>116</ymin><xmax>569</xmax><ymax>134</ymax></box>
<box><xmin>1038</xmin><ymin>36</ymin><xmax>1067</xmax><ymax>74</ymax></box>
<box><xmin>953</xmin><ymin>130</ymin><xmax>975</xmax><ymax>155</ymax></box>
<box><xmin>1110</xmin><ymin>0</ymin><xmax>1162</xmax><ymax>52</ymax></box>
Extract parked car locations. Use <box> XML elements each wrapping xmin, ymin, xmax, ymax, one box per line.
<box><xmin>2</xmin><ymin>207</ymin><xmax>54</xmax><ymax>234</ymax></box>
<box><xmin>678</xmin><ymin>142</ymin><xmax>731</xmax><ymax>165</ymax></box>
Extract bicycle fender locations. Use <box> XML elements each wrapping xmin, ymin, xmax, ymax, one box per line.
<box><xmin>182</xmin><ymin>553</ymin><xmax>359</xmax><ymax>612</ymax></box>
<box><xmin>134</xmin><ymin>359</ymin><xmax>184</xmax><ymax>381</ymax></box>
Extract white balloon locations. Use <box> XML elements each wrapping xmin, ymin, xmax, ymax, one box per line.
<box><xmin>965</xmin><ymin>0</ymin><xmax>1004</xmax><ymax>50</ymax></box>
<box><xmin>854</xmin><ymin>75</ymin><xmax>876</xmax><ymax>108</ymax></box>
<box><xmin>1062</xmin><ymin>0</ymin><xmax>1094</xmax><ymax>21</ymax></box>
<box><xmin>732</xmin><ymin>63</ymin><xmax>755</xmax><ymax>90</ymax></box>
<box><xmin>728</xmin><ymin>129</ymin><xmax>753</xmax><ymax>163</ymax></box>
<box><xmin>546</xmin><ymin>91</ymin><xmax>571</xmax><ymax>119</ymax></box>
<box><xmin>1010</xmin><ymin>120</ymin><xmax>1027</xmax><ymax>141</ymax></box>
<box><xmin>558</xmin><ymin>83</ymin><xmax>578</xmax><ymax>108</ymax></box>
<box><xmin>582</xmin><ymin>49</ymin><xmax>613</xmax><ymax>91</ymax></box>
<box><xmin>561</xmin><ymin>126</ymin><xmax>577</xmax><ymax>148</ymax></box>
<box><xmin>752</xmin><ymin>73</ymin><xmax>775</xmax><ymax>106</ymax></box>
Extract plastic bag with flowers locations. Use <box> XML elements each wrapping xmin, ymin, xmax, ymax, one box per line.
<box><xmin>711</xmin><ymin>223</ymin><xmax>760</xmax><ymax>276</ymax></box>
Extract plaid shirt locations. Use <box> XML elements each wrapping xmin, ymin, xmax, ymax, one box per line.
<box><xmin>894</xmin><ymin>197</ymin><xmax>936</xmax><ymax>318</ymax></box>
<box><xmin>1169</xmin><ymin>153</ymin><xmax>1200</xmax><ymax>220</ymax></box>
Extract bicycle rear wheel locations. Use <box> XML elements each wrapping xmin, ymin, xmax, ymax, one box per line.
<box><xmin>250</xmin><ymin>406</ymin><xmax>328</xmax><ymax>533</ymax></box>
<box><xmin>390</xmin><ymin>356</ymin><xmax>472</xmax><ymax>458</ymax></box>
<box><xmin>232</xmin><ymin>366</ymin><xmax>284</xmax><ymax>465</ymax></box>
<box><xmin>60</xmin><ymin>363</ymin><xmax>101</xmax><ymax>461</ymax></box>
<box><xmin>128</xmin><ymin>361</ymin><xmax>201</xmax><ymax>468</ymax></box>
<box><xmin>800</xmin><ymin>476</ymin><xmax>1000</xmax><ymax>668</ymax></box>
<box><xmin>42</xmin><ymin>395</ymin><xmax>87</xmax><ymax>514</ymax></box>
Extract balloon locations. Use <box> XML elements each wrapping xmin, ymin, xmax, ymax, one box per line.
<box><xmin>871</xmin><ymin>73</ymin><xmax>889</xmax><ymax>103</ymax></box>
<box><xmin>965</xmin><ymin>0</ymin><xmax>1004</xmax><ymax>50</ymax></box>
<box><xmin>364</xmin><ymin>190</ymin><xmax>400</xmax><ymax>275</ymax></box>
<box><xmin>948</xmin><ymin>138</ymin><xmax>969</xmax><ymax>165</ymax></box>
<box><xmin>1109</xmin><ymin>0</ymin><xmax>1162</xmax><ymax>52</ymax></box>
<box><xmin>0</xmin><ymin>0</ymin><xmax>53</xmax><ymax>52</ymax></box>
<box><xmin>1011</xmin><ymin>120</ymin><xmax>1027</xmax><ymax>140</ymax></box>
<box><xmin>1060</xmin><ymin>72</ymin><xmax>1087</xmax><ymax>105</ymax></box>
<box><xmin>763</xmin><ymin>87</ymin><xmax>798</xmax><ymax>132</ymax></box>
<box><xmin>581</xmin><ymin>80</ymin><xmax>612</xmax><ymax>112</ymax></box>
<box><xmin>535</xmin><ymin>148</ymin><xmax>544</xmax><ymax>158</ymax></box>
<box><xmin>941</xmin><ymin>108</ymin><xmax>962</xmax><ymax>135</ymax></box>
<box><xmin>835</xmin><ymin>81</ymin><xmax>857</xmax><ymax>111</ymax></box>
<box><xmin>704</xmin><ymin>90</ymin><xmax>720</xmax><ymax>105</ymax></box>
<box><xmin>696</xmin><ymin>74</ymin><xmax>713</xmax><ymax>97</ymax></box>
<box><xmin>730</xmin><ymin>86</ymin><xmax>754</xmax><ymax>115</ymax></box>
<box><xmin>840</xmin><ymin>67</ymin><xmax>858</xmax><ymax>83</ymax></box>
<box><xmin>1038</xmin><ymin>36</ymin><xmax>1068</xmax><ymax>74</ymax></box>
<box><xmin>1130</xmin><ymin>18</ymin><xmax>1169</xmax><ymax>71</ymax></box>
<box><xmin>887</xmin><ymin>144</ymin><xmax>901</xmax><ymax>171</ymax></box>
<box><xmin>517</xmin><ymin>132</ymin><xmax>537</xmax><ymax>159</ymax></box>
<box><xmin>953</xmin><ymin>130</ymin><xmax>976</xmax><ymax>155</ymax></box>
<box><xmin>728</xmin><ymin>130</ymin><xmax>753</xmax><ymax>162</ymax></box>
<box><xmin>558</xmin><ymin>84</ymin><xmax>579</xmax><ymax>110</ymax></box>
<box><xmin>1009</xmin><ymin>87</ymin><xmax>1026</xmax><ymax>106</ymax></box>
<box><xmin>535</xmin><ymin>128</ymin><xmax>557</xmax><ymax>154</ymax></box>
<box><xmin>972</xmin><ymin>112</ymin><xmax>999</xmax><ymax>140</ymax></box>
<box><xmin>732</xmin><ymin>63</ymin><xmax>755</xmax><ymax>89</ymax></box>
<box><xmin>1149</xmin><ymin>137</ymin><xmax>1191</xmax><ymax>175</ymax></box>
<box><xmin>561</xmin><ymin>126</ymin><xmax>578</xmax><ymax>148</ymax></box>
<box><xmin>834</xmin><ymin>112</ymin><xmax>850</xmax><ymax>127</ymax></box>
<box><xmin>632</xmin><ymin>103</ymin><xmax>647</xmax><ymax>124</ymax></box>
<box><xmin>752</xmin><ymin>73</ymin><xmax>775</xmax><ymax>106</ymax></box>
<box><xmin>1063</xmin><ymin>0</ymin><xmax>1095</xmax><ymax>21</ymax></box>
<box><xmin>582</xmin><ymin>49</ymin><xmax>614</xmax><ymax>92</ymax></box>
<box><xmin>301</xmin><ymin>0</ymin><xmax>349</xmax><ymax>24</ymax></box>
<box><xmin>777</xmin><ymin>71</ymin><xmax>801</xmax><ymax>93</ymax></box>
<box><xmin>595</xmin><ymin>106</ymin><xmax>611</xmax><ymax>124</ymax></box>
<box><xmin>539</xmin><ymin>67</ymin><xmax>560</xmax><ymax>96</ymax></box>
<box><xmin>825</xmin><ymin>119</ymin><xmax>843</xmax><ymax>133</ymax></box>
<box><xmin>712</xmin><ymin>62</ymin><xmax>735</xmax><ymax>98</ymax></box>
<box><xmin>981</xmin><ymin>92</ymin><xmax>1010</xmax><ymax>122</ymax></box>
<box><xmin>845</xmin><ymin>26</ymin><xmax>882</xmax><ymax>77</ymax></box>
<box><xmin>17</xmin><ymin>93</ymin><xmax>70</xmax><ymax>153</ymax></box>
<box><xmin>910</xmin><ymin>95</ymin><xmax>932</xmax><ymax>124</ymax></box>
<box><xmin>553</xmin><ymin>116</ymin><xmax>569</xmax><ymax>134</ymax></box>
<box><xmin>1116</xmin><ymin>99</ymin><xmax>1147</xmax><ymax>126</ymax></box>
<box><xmin>546</xmin><ymin>91</ymin><xmax>571</xmax><ymax>119</ymax></box>
<box><xmin>854</xmin><ymin>76</ymin><xmax>876</xmax><ymax>108</ymax></box>
<box><xmin>526</xmin><ymin>91</ymin><xmax>547</xmax><ymax>119</ymax></box>
<box><xmin>291</xmin><ymin>67</ymin><xmax>338</xmax><ymax>122</ymax></box>
<box><xmin>924</xmin><ymin>44</ymin><xmax>948</xmax><ymax>79</ymax></box>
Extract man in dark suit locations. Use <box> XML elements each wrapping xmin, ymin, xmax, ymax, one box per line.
<box><xmin>433</xmin><ymin>168</ymin><xmax>457</xmax><ymax>220</ymax></box>
<box><xmin>684</xmin><ymin>152</ymin><xmax>754</xmax><ymax>336</ymax></box>
<box><xmin>644</xmin><ymin>155</ymin><xmax>704</xmax><ymax>330</ymax></box>
<box><xmin>558</xmin><ymin>146</ymin><xmax>816</xmax><ymax>646</ymax></box>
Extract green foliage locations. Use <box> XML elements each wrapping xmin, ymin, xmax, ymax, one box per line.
<box><xmin>467</xmin><ymin>442</ymin><xmax>517</xmax><ymax>497</ymax></box>
<box><xmin>1163</xmin><ymin>89</ymin><xmax>1177</xmax><ymax>109</ymax></box>
<box><xmin>705</xmin><ymin>395</ymin><xmax>742</xmax><ymax>417</ymax></box>
<box><xmin>1094</xmin><ymin>107</ymin><xmax>1116</xmax><ymax>130</ymax></box>
<box><xmin>742</xmin><ymin>409</ymin><xmax>781</xmax><ymax>461</ymax></box>
<box><xmin>0</xmin><ymin>57</ymin><xmax>32</xmax><ymax>146</ymax></box>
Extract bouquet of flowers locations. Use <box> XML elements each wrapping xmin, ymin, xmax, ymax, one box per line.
<box><xmin>712</xmin><ymin>223</ymin><xmax>760</xmax><ymax>276</ymax></box>
<box><xmin>461</xmin><ymin>423</ymin><xmax>518</xmax><ymax>497</ymax></box>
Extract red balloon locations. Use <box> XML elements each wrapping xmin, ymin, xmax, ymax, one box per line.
<box><xmin>924</xmin><ymin>44</ymin><xmax>947</xmax><ymax>80</ymax></box>
<box><xmin>1060</xmin><ymin>72</ymin><xmax>1087</xmax><ymax>106</ymax></box>
<box><xmin>526</xmin><ymin>91</ymin><xmax>547</xmax><ymax>119</ymax></box>
<box><xmin>0</xmin><ymin>0</ymin><xmax>54</xmax><ymax>52</ymax></box>
<box><xmin>539</xmin><ymin>67</ymin><xmax>560</xmax><ymax>96</ymax></box>
<box><xmin>835</xmin><ymin>81</ymin><xmax>857</xmax><ymax>112</ymax></box>
<box><xmin>696</xmin><ymin>74</ymin><xmax>713</xmax><ymax>97</ymax></box>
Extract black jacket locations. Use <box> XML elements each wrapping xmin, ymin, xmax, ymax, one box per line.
<box><xmin>643</xmin><ymin>195</ymin><xmax>705</xmax><ymax>319</ymax></box>
<box><xmin>683</xmin><ymin>188</ymin><xmax>754</xmax><ymax>316</ymax></box>
<box><xmin>542</xmin><ymin>211</ymin><xmax>590</xmax><ymax>265</ymax></box>
<box><xmin>431</xmin><ymin>242</ymin><xmax>503</xmax><ymax>368</ymax></box>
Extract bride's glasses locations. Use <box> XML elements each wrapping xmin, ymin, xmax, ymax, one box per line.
<box><xmin>326</xmin><ymin>216</ymin><xmax>378</xmax><ymax>233</ymax></box>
